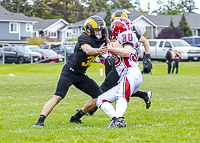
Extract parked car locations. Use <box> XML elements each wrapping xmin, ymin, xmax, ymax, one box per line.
<box><xmin>25</xmin><ymin>45</ymin><xmax>41</xmax><ymax>52</ymax></box>
<box><xmin>40</xmin><ymin>44</ymin><xmax>60</xmax><ymax>50</ymax></box>
<box><xmin>0</xmin><ymin>46</ymin><xmax>42</xmax><ymax>64</ymax></box>
<box><xmin>180</xmin><ymin>36</ymin><xmax>200</xmax><ymax>47</ymax></box>
<box><xmin>139</xmin><ymin>39</ymin><xmax>200</xmax><ymax>61</ymax></box>
<box><xmin>51</xmin><ymin>45</ymin><xmax>75</xmax><ymax>56</ymax></box>
<box><xmin>37</xmin><ymin>49</ymin><xmax>64</xmax><ymax>63</ymax></box>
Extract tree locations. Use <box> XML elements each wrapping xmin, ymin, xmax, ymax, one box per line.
<box><xmin>26</xmin><ymin>35</ymin><xmax>46</xmax><ymax>46</ymax></box>
<box><xmin>104</xmin><ymin>7</ymin><xmax>111</xmax><ymax>27</ymax></box>
<box><xmin>152</xmin><ymin>0</ymin><xmax>183</xmax><ymax>15</ymax></box>
<box><xmin>178</xmin><ymin>0</ymin><xmax>198</xmax><ymax>13</ymax></box>
<box><xmin>157</xmin><ymin>28</ymin><xmax>183</xmax><ymax>39</ymax></box>
<box><xmin>1</xmin><ymin>0</ymin><xmax>33</xmax><ymax>14</ymax></box>
<box><xmin>169</xmin><ymin>17</ymin><xmax>174</xmax><ymax>28</ymax></box>
<box><xmin>111</xmin><ymin>0</ymin><xmax>132</xmax><ymax>9</ymax></box>
<box><xmin>85</xmin><ymin>0</ymin><xmax>109</xmax><ymax>16</ymax></box>
<box><xmin>133</xmin><ymin>0</ymin><xmax>140</xmax><ymax>10</ymax></box>
<box><xmin>178</xmin><ymin>13</ymin><xmax>192</xmax><ymax>36</ymax></box>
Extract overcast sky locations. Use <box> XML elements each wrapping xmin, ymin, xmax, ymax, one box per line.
<box><xmin>135</xmin><ymin>0</ymin><xmax>200</xmax><ymax>14</ymax></box>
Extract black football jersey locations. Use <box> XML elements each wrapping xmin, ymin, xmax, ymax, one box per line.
<box><xmin>67</xmin><ymin>32</ymin><xmax>105</xmax><ymax>74</ymax></box>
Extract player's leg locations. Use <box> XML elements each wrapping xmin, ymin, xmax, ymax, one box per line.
<box><xmin>97</xmin><ymin>85</ymin><xmax>118</xmax><ymax>128</ymax></box>
<box><xmin>100</xmin><ymin>67</ymin><xmax>119</xmax><ymax>92</ymax></box>
<box><xmin>70</xmin><ymin>75</ymin><xmax>103</xmax><ymax>123</ymax></box>
<box><xmin>131</xmin><ymin>91</ymin><xmax>152</xmax><ymax>109</ymax></box>
<box><xmin>33</xmin><ymin>95</ymin><xmax>62</xmax><ymax>127</ymax></box>
<box><xmin>77</xmin><ymin>67</ymin><xmax>119</xmax><ymax>117</ymax></box>
<box><xmin>114</xmin><ymin>68</ymin><xmax>143</xmax><ymax>128</ymax></box>
<box><xmin>33</xmin><ymin>65</ymin><xmax>73</xmax><ymax>127</ymax></box>
<box><xmin>85</xmin><ymin>67</ymin><xmax>119</xmax><ymax>116</ymax></box>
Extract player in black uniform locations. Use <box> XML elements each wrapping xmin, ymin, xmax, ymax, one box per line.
<box><xmin>33</xmin><ymin>15</ymin><xmax>109</xmax><ymax>126</ymax></box>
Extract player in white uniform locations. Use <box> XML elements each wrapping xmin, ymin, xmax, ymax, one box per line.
<box><xmin>96</xmin><ymin>17</ymin><xmax>150</xmax><ymax>128</ymax></box>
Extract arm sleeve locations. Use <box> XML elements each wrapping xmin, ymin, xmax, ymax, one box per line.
<box><xmin>135</xmin><ymin>32</ymin><xmax>141</xmax><ymax>40</ymax></box>
<box><xmin>78</xmin><ymin>34</ymin><xmax>91</xmax><ymax>45</ymax></box>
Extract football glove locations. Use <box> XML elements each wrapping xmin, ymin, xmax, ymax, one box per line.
<box><xmin>106</xmin><ymin>53</ymin><xmax>116</xmax><ymax>66</ymax></box>
<box><xmin>143</xmin><ymin>54</ymin><xmax>152</xmax><ymax>69</ymax></box>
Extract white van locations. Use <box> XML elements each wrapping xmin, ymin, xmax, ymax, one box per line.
<box><xmin>139</xmin><ymin>39</ymin><xmax>200</xmax><ymax>61</ymax></box>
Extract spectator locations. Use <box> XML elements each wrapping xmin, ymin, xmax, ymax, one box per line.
<box><xmin>172</xmin><ymin>50</ymin><xmax>181</xmax><ymax>74</ymax></box>
<box><xmin>165</xmin><ymin>49</ymin><xmax>173</xmax><ymax>74</ymax></box>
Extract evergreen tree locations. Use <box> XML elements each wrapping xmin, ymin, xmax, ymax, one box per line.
<box><xmin>178</xmin><ymin>13</ymin><xmax>192</xmax><ymax>36</ymax></box>
<box><xmin>169</xmin><ymin>17</ymin><xmax>174</xmax><ymax>28</ymax></box>
<box><xmin>104</xmin><ymin>7</ymin><xmax>111</xmax><ymax>27</ymax></box>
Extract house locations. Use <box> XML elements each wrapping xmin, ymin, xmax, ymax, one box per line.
<box><xmin>0</xmin><ymin>6</ymin><xmax>70</xmax><ymax>46</ymax></box>
<box><xmin>0</xmin><ymin>6</ymin><xmax>37</xmax><ymax>46</ymax></box>
<box><xmin>29</xmin><ymin>17</ymin><xmax>69</xmax><ymax>43</ymax></box>
<box><xmin>70</xmin><ymin>9</ymin><xmax>200</xmax><ymax>39</ymax></box>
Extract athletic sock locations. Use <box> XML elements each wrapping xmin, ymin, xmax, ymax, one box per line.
<box><xmin>131</xmin><ymin>91</ymin><xmax>147</xmax><ymax>99</ymax></box>
<box><xmin>73</xmin><ymin>110</ymin><xmax>84</xmax><ymax>119</ymax></box>
<box><xmin>37</xmin><ymin>114</ymin><xmax>46</xmax><ymax>123</ymax></box>
<box><xmin>115</xmin><ymin>97</ymin><xmax>127</xmax><ymax>118</ymax></box>
<box><xmin>100</xmin><ymin>102</ymin><xmax>115</xmax><ymax>119</ymax></box>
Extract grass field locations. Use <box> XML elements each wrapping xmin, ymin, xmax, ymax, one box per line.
<box><xmin>0</xmin><ymin>62</ymin><xmax>200</xmax><ymax>143</ymax></box>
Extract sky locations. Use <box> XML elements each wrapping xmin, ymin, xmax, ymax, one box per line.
<box><xmin>136</xmin><ymin>0</ymin><xmax>200</xmax><ymax>14</ymax></box>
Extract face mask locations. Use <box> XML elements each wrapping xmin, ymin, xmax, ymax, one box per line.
<box><xmin>96</xmin><ymin>34</ymin><xmax>102</xmax><ymax>39</ymax></box>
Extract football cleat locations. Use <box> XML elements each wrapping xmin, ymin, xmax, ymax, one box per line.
<box><xmin>116</xmin><ymin>117</ymin><xmax>127</xmax><ymax>127</ymax></box>
<box><xmin>69</xmin><ymin>116</ymin><xmax>82</xmax><ymax>124</ymax></box>
<box><xmin>32</xmin><ymin>122</ymin><xmax>44</xmax><ymax>127</ymax></box>
<box><xmin>107</xmin><ymin>117</ymin><xmax>117</xmax><ymax>128</ymax></box>
<box><xmin>107</xmin><ymin>117</ymin><xmax>127</xmax><ymax>128</ymax></box>
<box><xmin>144</xmin><ymin>91</ymin><xmax>152</xmax><ymax>109</ymax></box>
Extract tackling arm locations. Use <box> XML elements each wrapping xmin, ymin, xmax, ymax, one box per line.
<box><xmin>81</xmin><ymin>43</ymin><xmax>108</xmax><ymax>55</ymax></box>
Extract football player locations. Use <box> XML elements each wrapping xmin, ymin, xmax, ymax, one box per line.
<box><xmin>33</xmin><ymin>15</ymin><xmax>109</xmax><ymax>126</ymax></box>
<box><xmin>96</xmin><ymin>17</ymin><xmax>150</xmax><ymax>128</ymax></box>
<box><xmin>100</xmin><ymin>10</ymin><xmax>152</xmax><ymax>110</ymax></box>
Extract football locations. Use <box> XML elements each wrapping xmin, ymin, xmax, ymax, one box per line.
<box><xmin>111</xmin><ymin>42</ymin><xmax>123</xmax><ymax>48</ymax></box>
<box><xmin>109</xmin><ymin>42</ymin><xmax>123</xmax><ymax>57</ymax></box>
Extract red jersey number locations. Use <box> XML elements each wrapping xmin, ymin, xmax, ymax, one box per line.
<box><xmin>122</xmin><ymin>33</ymin><xmax>133</xmax><ymax>43</ymax></box>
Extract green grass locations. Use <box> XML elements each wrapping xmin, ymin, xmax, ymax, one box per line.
<box><xmin>0</xmin><ymin>62</ymin><xmax>200</xmax><ymax>143</ymax></box>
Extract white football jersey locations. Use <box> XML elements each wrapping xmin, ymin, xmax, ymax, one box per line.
<box><xmin>114</xmin><ymin>30</ymin><xmax>140</xmax><ymax>75</ymax></box>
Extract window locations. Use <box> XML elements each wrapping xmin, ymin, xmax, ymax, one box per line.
<box><xmin>159</xmin><ymin>41</ymin><xmax>163</xmax><ymax>47</ymax></box>
<box><xmin>164</xmin><ymin>41</ymin><xmax>172</xmax><ymax>48</ymax></box>
<box><xmin>195</xmin><ymin>38</ymin><xmax>200</xmax><ymax>44</ymax></box>
<box><xmin>9</xmin><ymin>23</ymin><xmax>18</xmax><ymax>33</ymax></box>
<box><xmin>73</xmin><ymin>28</ymin><xmax>76</xmax><ymax>33</ymax></box>
<box><xmin>50</xmin><ymin>32</ymin><xmax>57</xmax><ymax>38</ymax></box>
<box><xmin>149</xmin><ymin>41</ymin><xmax>157</xmax><ymax>46</ymax></box>
<box><xmin>183</xmin><ymin>38</ymin><xmax>192</xmax><ymax>44</ymax></box>
<box><xmin>66</xmin><ymin>32</ymin><xmax>71</xmax><ymax>38</ymax></box>
<box><xmin>81</xmin><ymin>27</ymin><xmax>84</xmax><ymax>32</ymax></box>
<box><xmin>32</xmin><ymin>32</ymin><xmax>36</xmax><ymax>37</ymax></box>
<box><xmin>4</xmin><ymin>48</ymin><xmax>11</xmax><ymax>52</ymax></box>
<box><xmin>26</xmin><ymin>23</ymin><xmax>32</xmax><ymax>31</ymax></box>
<box><xmin>11</xmin><ymin>47</ymin><xmax>17</xmax><ymax>52</ymax></box>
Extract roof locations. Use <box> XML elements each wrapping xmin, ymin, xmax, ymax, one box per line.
<box><xmin>29</xmin><ymin>17</ymin><xmax>60</xmax><ymax>30</ymax></box>
<box><xmin>71</xmin><ymin>9</ymin><xmax>200</xmax><ymax>29</ymax></box>
<box><xmin>0</xmin><ymin>6</ymin><xmax>37</xmax><ymax>23</ymax></box>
